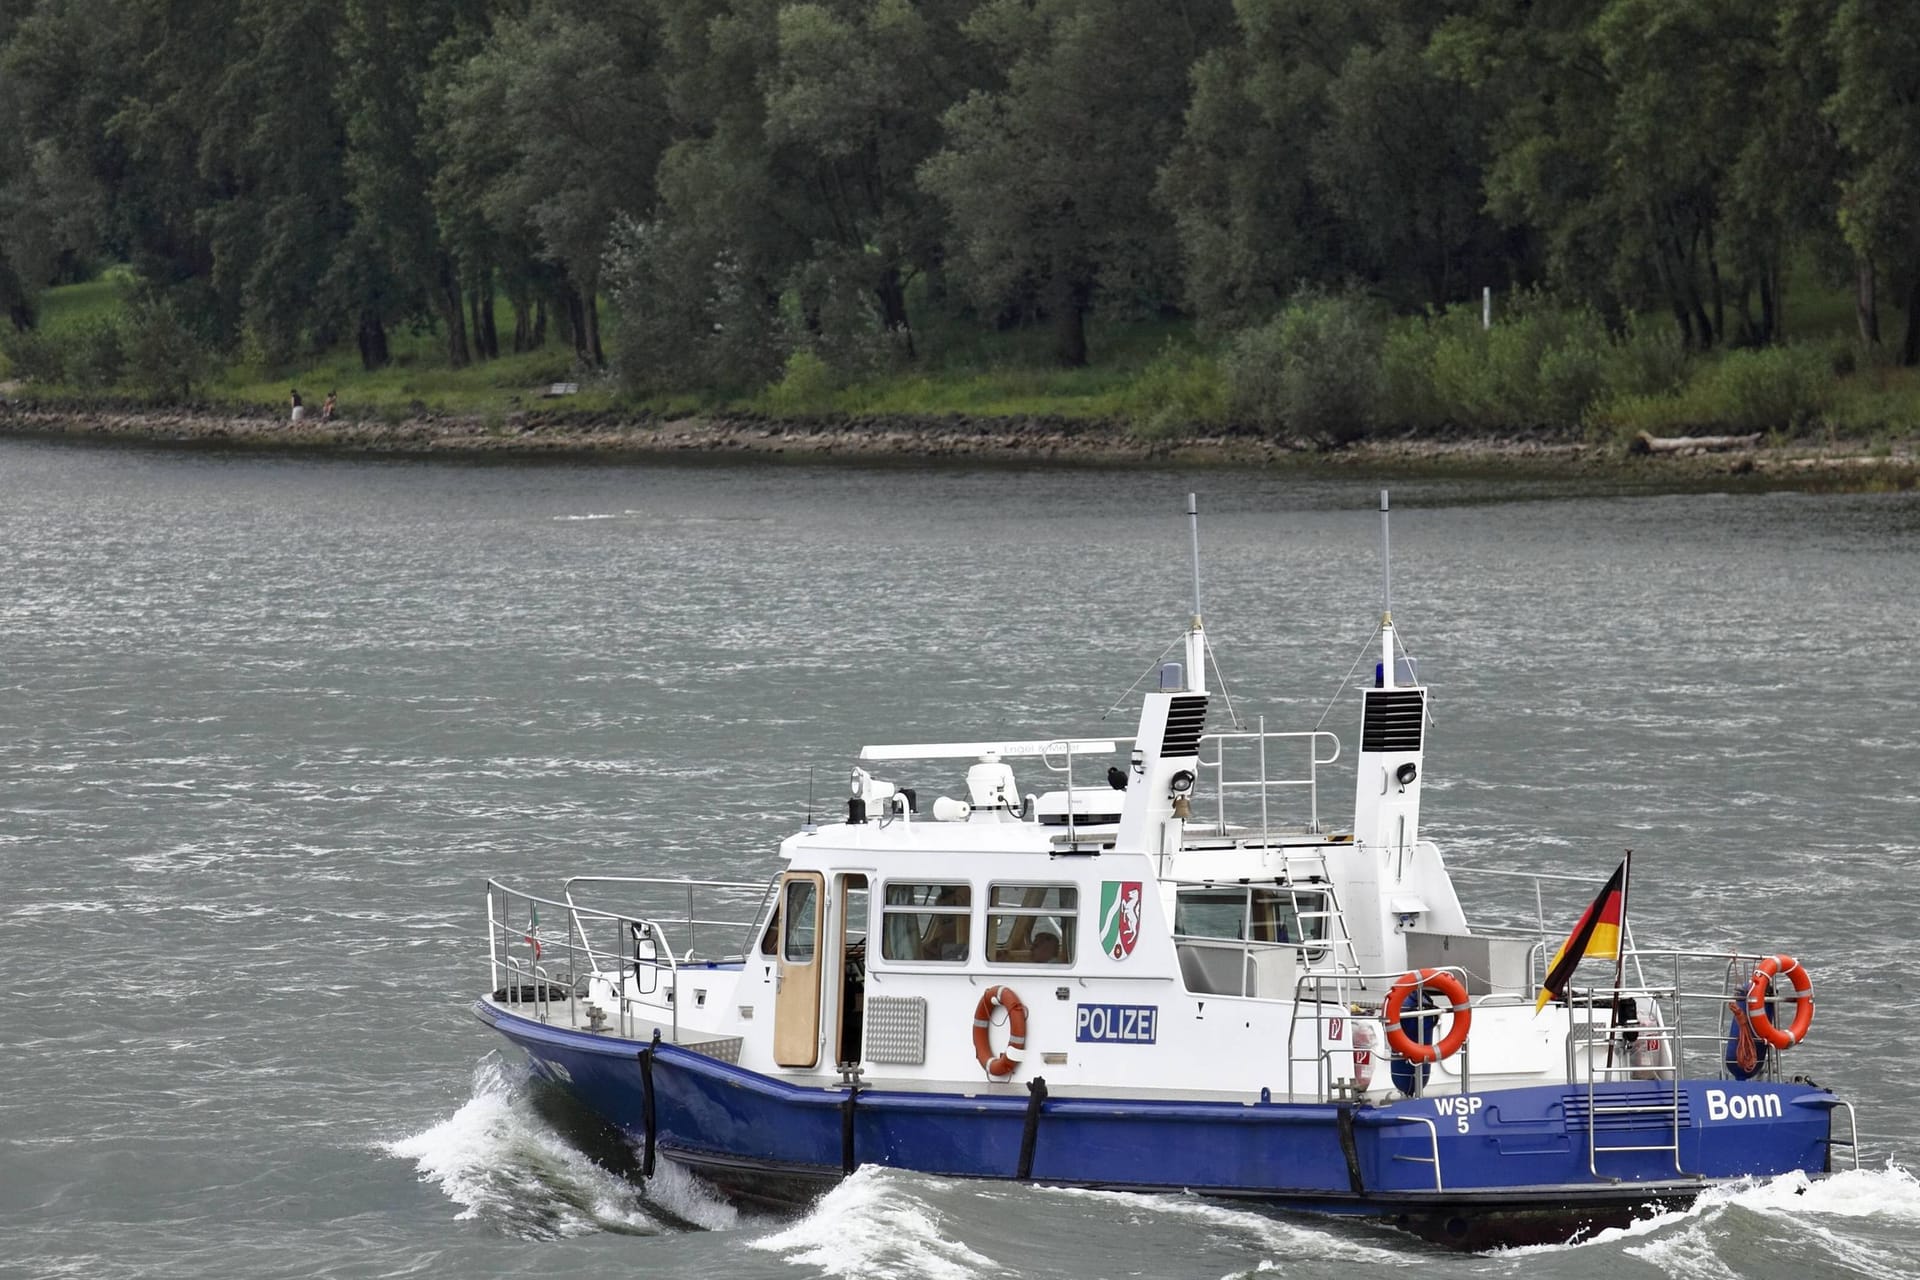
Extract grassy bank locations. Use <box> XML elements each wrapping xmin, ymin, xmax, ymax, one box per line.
<box><xmin>5</xmin><ymin>277</ymin><xmax>1920</xmax><ymax>453</ymax></box>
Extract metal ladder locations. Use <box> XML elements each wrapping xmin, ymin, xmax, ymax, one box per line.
<box><xmin>1578</xmin><ymin>1002</ymin><xmax>1685</xmax><ymax>1176</ymax></box>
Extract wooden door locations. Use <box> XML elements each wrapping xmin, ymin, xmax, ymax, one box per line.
<box><xmin>773</xmin><ymin>872</ymin><xmax>825</xmax><ymax>1067</ymax></box>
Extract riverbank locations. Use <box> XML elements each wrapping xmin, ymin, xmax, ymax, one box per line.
<box><xmin>2</xmin><ymin>399</ymin><xmax>1916</xmax><ymax>488</ymax></box>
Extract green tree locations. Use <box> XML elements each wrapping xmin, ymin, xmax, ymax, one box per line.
<box><xmin>921</xmin><ymin>0</ymin><xmax>1233</xmax><ymax>365</ymax></box>
<box><xmin>430</xmin><ymin>0</ymin><xmax>664</xmax><ymax>366</ymax></box>
<box><xmin>1829</xmin><ymin>0</ymin><xmax>1920</xmax><ymax>361</ymax></box>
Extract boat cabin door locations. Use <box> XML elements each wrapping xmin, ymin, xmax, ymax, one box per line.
<box><xmin>774</xmin><ymin>872</ymin><xmax>825</xmax><ymax>1067</ymax></box>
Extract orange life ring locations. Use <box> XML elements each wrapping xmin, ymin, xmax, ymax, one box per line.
<box><xmin>1745</xmin><ymin>954</ymin><xmax>1814</xmax><ymax>1049</ymax></box>
<box><xmin>1382</xmin><ymin>969</ymin><xmax>1472</xmax><ymax>1063</ymax></box>
<box><xmin>972</xmin><ymin>985</ymin><xmax>1027</xmax><ymax>1079</ymax></box>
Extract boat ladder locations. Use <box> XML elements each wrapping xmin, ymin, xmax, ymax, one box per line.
<box><xmin>1575</xmin><ymin>1007</ymin><xmax>1685</xmax><ymax>1176</ymax></box>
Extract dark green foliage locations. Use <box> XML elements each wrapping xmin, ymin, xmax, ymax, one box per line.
<box><xmin>68</xmin><ymin>318</ymin><xmax>127</xmax><ymax>389</ymax></box>
<box><xmin>124</xmin><ymin>297</ymin><xmax>218</xmax><ymax>401</ymax></box>
<box><xmin>5</xmin><ymin>0</ymin><xmax>1920</xmax><ymax>410</ymax></box>
<box><xmin>0</xmin><ymin>324</ymin><xmax>68</xmax><ymax>384</ymax></box>
<box><xmin>1223</xmin><ymin>290</ymin><xmax>1384</xmax><ymax>442</ymax></box>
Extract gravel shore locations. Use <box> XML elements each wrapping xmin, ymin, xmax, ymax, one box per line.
<box><xmin>2</xmin><ymin>400</ymin><xmax>1915</xmax><ymax>488</ymax></box>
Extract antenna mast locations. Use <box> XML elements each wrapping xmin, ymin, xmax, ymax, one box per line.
<box><xmin>1378</xmin><ymin>489</ymin><xmax>1396</xmax><ymax>689</ymax></box>
<box><xmin>1185</xmin><ymin>493</ymin><xmax>1207</xmax><ymax>693</ymax></box>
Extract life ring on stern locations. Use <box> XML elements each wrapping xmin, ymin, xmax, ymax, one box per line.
<box><xmin>1745</xmin><ymin>954</ymin><xmax>1814</xmax><ymax>1049</ymax></box>
<box><xmin>972</xmin><ymin>985</ymin><xmax>1028</xmax><ymax>1079</ymax></box>
<box><xmin>1382</xmin><ymin>969</ymin><xmax>1472</xmax><ymax>1064</ymax></box>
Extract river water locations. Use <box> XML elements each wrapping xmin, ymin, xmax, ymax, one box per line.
<box><xmin>2</xmin><ymin>436</ymin><xmax>1916</xmax><ymax>1280</ymax></box>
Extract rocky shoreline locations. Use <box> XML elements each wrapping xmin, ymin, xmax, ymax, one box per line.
<box><xmin>2</xmin><ymin>400</ymin><xmax>1916</xmax><ymax>487</ymax></box>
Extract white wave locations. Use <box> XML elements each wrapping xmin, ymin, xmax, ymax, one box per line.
<box><xmin>644</xmin><ymin>1158</ymin><xmax>747</xmax><ymax>1232</ymax></box>
<box><xmin>380</xmin><ymin>1057</ymin><xmax>661</xmax><ymax>1240</ymax></box>
<box><xmin>1032</xmin><ymin>1185</ymin><xmax>1412</xmax><ymax>1266</ymax></box>
<box><xmin>1503</xmin><ymin>1164</ymin><xmax>1920</xmax><ymax>1258</ymax></box>
<box><xmin>748</xmin><ymin>1167</ymin><xmax>999</xmax><ymax>1280</ymax></box>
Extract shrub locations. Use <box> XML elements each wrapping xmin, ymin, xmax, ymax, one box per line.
<box><xmin>1121</xmin><ymin>342</ymin><xmax>1225</xmax><ymax>437</ymax></box>
<box><xmin>68</xmin><ymin>318</ymin><xmax>127</xmax><ymax>389</ymax></box>
<box><xmin>605</xmin><ymin>216</ymin><xmax>784</xmax><ymax>396</ymax></box>
<box><xmin>1590</xmin><ymin>343</ymin><xmax>1832</xmax><ymax>440</ymax></box>
<box><xmin>765</xmin><ymin>349</ymin><xmax>837</xmax><ymax>415</ymax></box>
<box><xmin>782</xmin><ymin>256</ymin><xmax>912</xmax><ymax>381</ymax></box>
<box><xmin>1378</xmin><ymin>317</ymin><xmax>1448</xmax><ymax>432</ymax></box>
<box><xmin>1601</xmin><ymin>322</ymin><xmax>1686</xmax><ymax>405</ymax></box>
<box><xmin>1</xmin><ymin>325</ymin><xmax>68</xmax><ymax>384</ymax></box>
<box><xmin>124</xmin><ymin>297</ymin><xmax>216</xmax><ymax>401</ymax></box>
<box><xmin>1690</xmin><ymin>344</ymin><xmax>1831</xmax><ymax>435</ymax></box>
<box><xmin>1220</xmin><ymin>317</ymin><xmax>1289</xmax><ymax>433</ymax></box>
<box><xmin>1223</xmin><ymin>289</ymin><xmax>1384</xmax><ymax>442</ymax></box>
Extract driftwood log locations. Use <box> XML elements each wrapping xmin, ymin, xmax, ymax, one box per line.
<box><xmin>1630</xmin><ymin>431</ymin><xmax>1764</xmax><ymax>455</ymax></box>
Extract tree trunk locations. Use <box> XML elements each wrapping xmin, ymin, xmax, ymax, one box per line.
<box><xmin>532</xmin><ymin>297</ymin><xmax>547</xmax><ymax>349</ymax></box>
<box><xmin>439</xmin><ymin>262</ymin><xmax>470</xmax><ymax>369</ymax></box>
<box><xmin>584</xmin><ymin>290</ymin><xmax>604</xmax><ymax>367</ymax></box>
<box><xmin>874</xmin><ymin>266</ymin><xmax>914</xmax><ymax>360</ymax></box>
<box><xmin>1049</xmin><ymin>274</ymin><xmax>1089</xmax><ymax>368</ymax></box>
<box><xmin>481</xmin><ymin>273</ymin><xmax>500</xmax><ymax>359</ymax></box>
<box><xmin>468</xmin><ymin>283</ymin><xmax>487</xmax><ymax>362</ymax></box>
<box><xmin>1901</xmin><ymin>277</ymin><xmax>1920</xmax><ymax>367</ymax></box>
<box><xmin>560</xmin><ymin>285</ymin><xmax>589</xmax><ymax>363</ymax></box>
<box><xmin>510</xmin><ymin>293</ymin><xmax>531</xmax><ymax>353</ymax></box>
<box><xmin>1704</xmin><ymin>221</ymin><xmax>1725</xmax><ymax>344</ymax></box>
<box><xmin>1857</xmin><ymin>260</ymin><xmax>1880</xmax><ymax>346</ymax></box>
<box><xmin>357</xmin><ymin>311</ymin><xmax>389</xmax><ymax>370</ymax></box>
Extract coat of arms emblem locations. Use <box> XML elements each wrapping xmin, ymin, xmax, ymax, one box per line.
<box><xmin>1100</xmin><ymin>880</ymin><xmax>1143</xmax><ymax>959</ymax></box>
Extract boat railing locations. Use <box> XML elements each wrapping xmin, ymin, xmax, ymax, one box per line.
<box><xmin>1291</xmin><ymin>965</ymin><xmax>1476</xmax><ymax>1102</ymax></box>
<box><xmin>1450</xmin><ymin>866</ymin><xmax>1825</xmax><ymax>1087</ymax></box>
<box><xmin>561</xmin><ymin>875</ymin><xmax>775</xmax><ymax>966</ymax></box>
<box><xmin>486</xmin><ymin>876</ymin><xmax>775</xmax><ymax>1042</ymax></box>
<box><xmin>1196</xmin><ymin>723</ymin><xmax>1342</xmax><ymax>838</ymax></box>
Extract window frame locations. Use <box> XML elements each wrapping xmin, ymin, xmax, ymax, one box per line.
<box><xmin>878</xmin><ymin>880</ymin><xmax>973</xmax><ymax>964</ymax></box>
<box><xmin>984</xmin><ymin>881</ymin><xmax>1079</xmax><ymax>967</ymax></box>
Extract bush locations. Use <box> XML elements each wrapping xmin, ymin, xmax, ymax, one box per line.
<box><xmin>1</xmin><ymin>325</ymin><xmax>68</xmax><ymax>384</ymax></box>
<box><xmin>1378</xmin><ymin>317</ymin><xmax>1448</xmax><ymax>432</ymax></box>
<box><xmin>1599</xmin><ymin>317</ymin><xmax>1689</xmax><ymax>402</ymax></box>
<box><xmin>69</xmin><ymin>318</ymin><xmax>127</xmax><ymax>389</ymax></box>
<box><xmin>605</xmin><ymin>216</ymin><xmax>785</xmax><ymax>396</ymax></box>
<box><xmin>1691</xmin><ymin>345</ymin><xmax>1831</xmax><ymax>435</ymax></box>
<box><xmin>782</xmin><ymin>256</ymin><xmax>912</xmax><ymax>381</ymax></box>
<box><xmin>765</xmin><ymin>350</ymin><xmax>837</xmax><ymax>415</ymax></box>
<box><xmin>1121</xmin><ymin>342</ymin><xmax>1226</xmax><ymax>437</ymax></box>
<box><xmin>1590</xmin><ymin>343</ymin><xmax>1832</xmax><ymax>440</ymax></box>
<box><xmin>1223</xmin><ymin>289</ymin><xmax>1384</xmax><ymax>442</ymax></box>
<box><xmin>124</xmin><ymin>297</ymin><xmax>216</xmax><ymax>401</ymax></box>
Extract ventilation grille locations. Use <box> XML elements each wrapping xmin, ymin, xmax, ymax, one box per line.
<box><xmin>1161</xmin><ymin>694</ymin><xmax>1209</xmax><ymax>757</ymax></box>
<box><xmin>866</xmin><ymin>996</ymin><xmax>928</xmax><ymax>1065</ymax></box>
<box><xmin>1561</xmin><ymin>1088</ymin><xmax>1691</xmax><ymax>1131</ymax></box>
<box><xmin>1361</xmin><ymin>690</ymin><xmax>1424</xmax><ymax>753</ymax></box>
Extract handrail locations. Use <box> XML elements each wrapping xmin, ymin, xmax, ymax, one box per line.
<box><xmin>1387</xmin><ymin>1116</ymin><xmax>1445</xmax><ymax>1191</ymax></box>
<box><xmin>1197</xmin><ymin>728</ymin><xmax>1341</xmax><ymax>836</ymax></box>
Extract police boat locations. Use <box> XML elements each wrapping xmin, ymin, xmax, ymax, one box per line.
<box><xmin>472</xmin><ymin>493</ymin><xmax>1855</xmax><ymax>1249</ymax></box>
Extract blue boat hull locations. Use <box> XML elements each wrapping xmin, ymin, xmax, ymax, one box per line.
<box><xmin>475</xmin><ymin>1002</ymin><xmax>1840</xmax><ymax>1248</ymax></box>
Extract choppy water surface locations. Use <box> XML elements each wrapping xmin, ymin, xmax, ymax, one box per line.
<box><xmin>2</xmin><ymin>438</ymin><xmax>1916</xmax><ymax>1280</ymax></box>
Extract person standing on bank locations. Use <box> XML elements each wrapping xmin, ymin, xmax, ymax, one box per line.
<box><xmin>289</xmin><ymin>389</ymin><xmax>304</xmax><ymax>423</ymax></box>
<box><xmin>321</xmin><ymin>390</ymin><xmax>336</xmax><ymax>422</ymax></box>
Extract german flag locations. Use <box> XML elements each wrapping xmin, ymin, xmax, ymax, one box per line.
<box><xmin>1534</xmin><ymin>855</ymin><xmax>1629</xmax><ymax>1013</ymax></box>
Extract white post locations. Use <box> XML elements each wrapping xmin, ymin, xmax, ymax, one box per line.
<box><xmin>1482</xmin><ymin>286</ymin><xmax>1492</xmax><ymax>331</ymax></box>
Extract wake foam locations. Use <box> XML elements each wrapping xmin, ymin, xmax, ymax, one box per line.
<box><xmin>381</xmin><ymin>1056</ymin><xmax>736</xmax><ymax>1239</ymax></box>
<box><xmin>748</xmin><ymin>1167</ymin><xmax>997</xmax><ymax>1280</ymax></box>
<box><xmin>1032</xmin><ymin>1185</ymin><xmax>1412</xmax><ymax>1265</ymax></box>
<box><xmin>1496</xmin><ymin>1164</ymin><xmax>1920</xmax><ymax>1259</ymax></box>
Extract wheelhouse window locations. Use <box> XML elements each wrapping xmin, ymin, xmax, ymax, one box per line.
<box><xmin>1173</xmin><ymin>885</ymin><xmax>1327</xmax><ymax>952</ymax></box>
<box><xmin>782</xmin><ymin>879</ymin><xmax>819</xmax><ymax>963</ymax></box>
<box><xmin>880</xmin><ymin>882</ymin><xmax>971</xmax><ymax>962</ymax></box>
<box><xmin>986</xmin><ymin>884</ymin><xmax>1077</xmax><ymax>965</ymax></box>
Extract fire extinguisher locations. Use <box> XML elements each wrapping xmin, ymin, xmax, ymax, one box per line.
<box><xmin>1351</xmin><ymin>1018</ymin><xmax>1379</xmax><ymax>1094</ymax></box>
